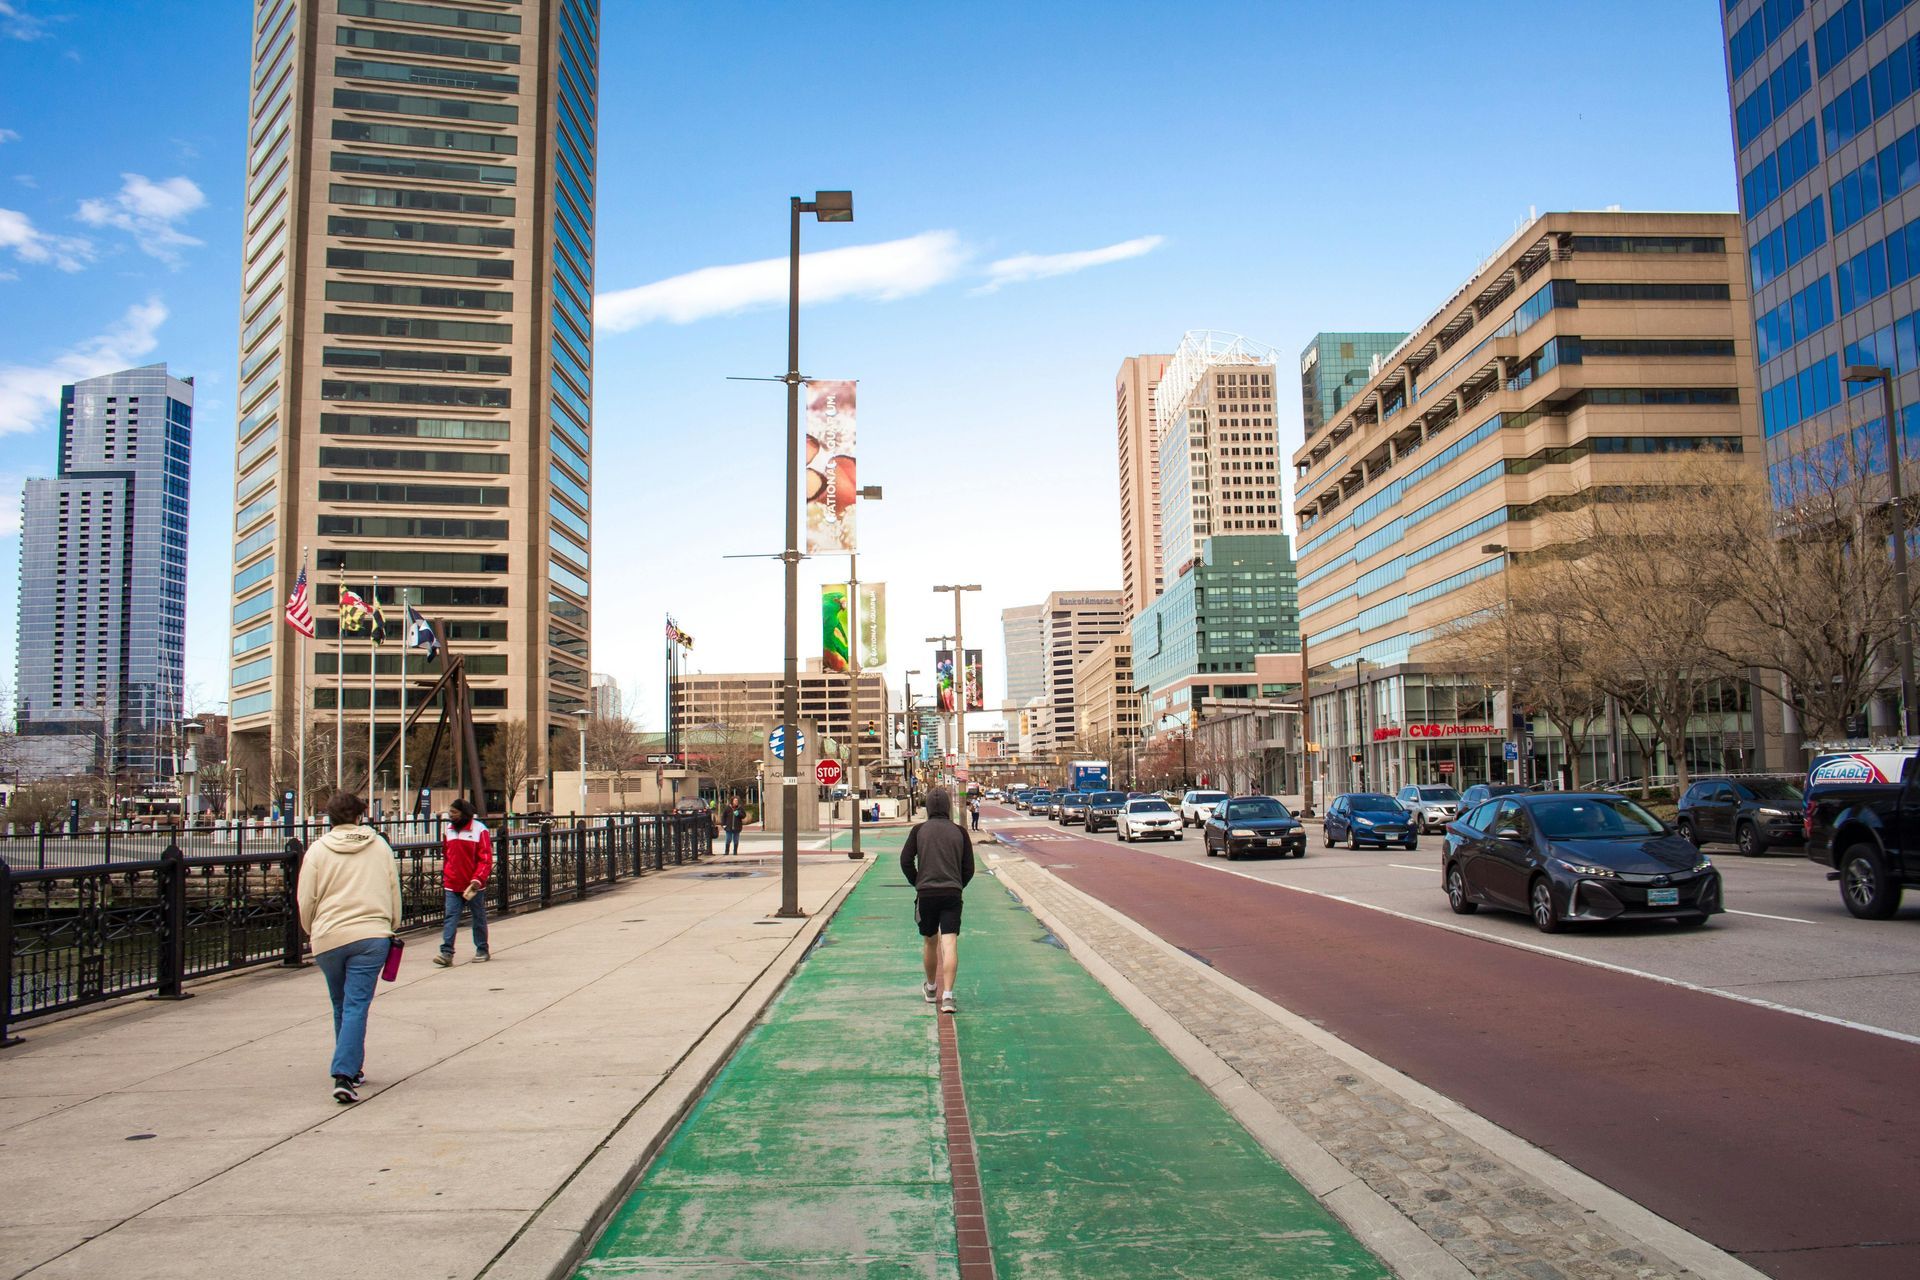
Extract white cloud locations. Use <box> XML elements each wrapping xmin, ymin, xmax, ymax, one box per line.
<box><xmin>0</xmin><ymin>129</ymin><xmax>18</xmax><ymax>145</ymax></box>
<box><xmin>597</xmin><ymin>230</ymin><xmax>969</xmax><ymax>331</ymax></box>
<box><xmin>0</xmin><ymin>2</ymin><xmax>46</xmax><ymax>40</ymax></box>
<box><xmin>976</xmin><ymin>235</ymin><xmax>1166</xmax><ymax>293</ymax></box>
<box><xmin>0</xmin><ymin>206</ymin><xmax>91</xmax><ymax>271</ymax></box>
<box><xmin>77</xmin><ymin>174</ymin><xmax>207</xmax><ymax>265</ymax></box>
<box><xmin>0</xmin><ymin>298</ymin><xmax>168</xmax><ymax>436</ymax></box>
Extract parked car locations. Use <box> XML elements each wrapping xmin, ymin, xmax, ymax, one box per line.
<box><xmin>1083</xmin><ymin>791</ymin><xmax>1128</xmax><ymax>832</ymax></box>
<box><xmin>1396</xmin><ymin>784</ymin><xmax>1462</xmax><ymax>833</ymax></box>
<box><xmin>1116</xmin><ymin>796</ymin><xmax>1182</xmax><ymax>842</ymax></box>
<box><xmin>1204</xmin><ymin>796</ymin><xmax>1306</xmax><ymax>860</ymax></box>
<box><xmin>1804</xmin><ymin>751</ymin><xmax>1920</xmax><ymax>918</ymax></box>
<box><xmin>1675</xmin><ymin>775</ymin><xmax>1805</xmax><ymax>856</ymax></box>
<box><xmin>1179</xmin><ymin>789</ymin><xmax>1230</xmax><ymax>827</ymax></box>
<box><xmin>1457</xmin><ymin>781</ymin><xmax>1530</xmax><ymax>810</ymax></box>
<box><xmin>1057</xmin><ymin>793</ymin><xmax>1092</xmax><ymax>825</ymax></box>
<box><xmin>1322</xmin><ymin>793</ymin><xmax>1416</xmax><ymax>849</ymax></box>
<box><xmin>1442</xmin><ymin>792</ymin><xmax>1721</xmax><ymax>932</ymax></box>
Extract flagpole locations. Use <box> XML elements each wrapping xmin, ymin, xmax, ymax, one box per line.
<box><xmin>297</xmin><ymin>546</ymin><xmax>308</xmax><ymax>825</ymax></box>
<box><xmin>336</xmin><ymin>567</ymin><xmax>346</xmax><ymax>791</ymax></box>
<box><xmin>399</xmin><ymin>586</ymin><xmax>408</xmax><ymax>828</ymax></box>
<box><xmin>368</xmin><ymin>574</ymin><xmax>379</xmax><ymax>809</ymax></box>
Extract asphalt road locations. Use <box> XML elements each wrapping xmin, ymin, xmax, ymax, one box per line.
<box><xmin>984</xmin><ymin>803</ymin><xmax>1920</xmax><ymax>1280</ymax></box>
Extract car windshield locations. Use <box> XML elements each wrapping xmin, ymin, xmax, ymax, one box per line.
<box><xmin>1229</xmin><ymin>798</ymin><xmax>1292</xmax><ymax>821</ymax></box>
<box><xmin>1126</xmin><ymin>799</ymin><xmax>1172</xmax><ymax>813</ymax></box>
<box><xmin>1091</xmin><ymin>792</ymin><xmax>1125</xmax><ymax>805</ymax></box>
<box><xmin>1064</xmin><ymin>794</ymin><xmax>1088</xmax><ymax>805</ymax></box>
<box><xmin>1190</xmin><ymin>792</ymin><xmax>1228</xmax><ymax>804</ymax></box>
<box><xmin>1350</xmin><ymin>794</ymin><xmax>1404</xmax><ymax>813</ymax></box>
<box><xmin>1742</xmin><ymin>778</ymin><xmax>1804</xmax><ymax>804</ymax></box>
<box><xmin>1532</xmin><ymin>796</ymin><xmax>1666</xmax><ymax>839</ymax></box>
<box><xmin>1417</xmin><ymin>787</ymin><xmax>1459</xmax><ymax>801</ymax></box>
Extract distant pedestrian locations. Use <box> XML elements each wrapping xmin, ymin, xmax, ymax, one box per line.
<box><xmin>968</xmin><ymin>794</ymin><xmax>981</xmax><ymax>833</ymax></box>
<box><xmin>296</xmin><ymin>791</ymin><xmax>402</xmax><ymax>1105</ymax></box>
<box><xmin>900</xmin><ymin>787</ymin><xmax>975</xmax><ymax>1015</ymax></box>
<box><xmin>434</xmin><ymin>798</ymin><xmax>493</xmax><ymax>966</ymax></box>
<box><xmin>722</xmin><ymin>794</ymin><xmax>746</xmax><ymax>856</ymax></box>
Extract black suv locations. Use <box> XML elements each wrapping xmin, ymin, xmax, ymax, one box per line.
<box><xmin>1676</xmin><ymin>775</ymin><xmax>1806</xmax><ymax>856</ymax></box>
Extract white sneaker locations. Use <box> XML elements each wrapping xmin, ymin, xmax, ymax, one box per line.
<box><xmin>922</xmin><ymin>981</ymin><xmax>937</xmax><ymax>1004</ymax></box>
<box><xmin>939</xmin><ymin>993</ymin><xmax>957</xmax><ymax>1015</ymax></box>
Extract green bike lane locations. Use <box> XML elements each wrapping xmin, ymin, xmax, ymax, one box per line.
<box><xmin>576</xmin><ymin>839</ymin><xmax>1387</xmax><ymax>1279</ymax></box>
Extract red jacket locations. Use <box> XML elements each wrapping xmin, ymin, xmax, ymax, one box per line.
<box><xmin>442</xmin><ymin>819</ymin><xmax>494</xmax><ymax>891</ymax></box>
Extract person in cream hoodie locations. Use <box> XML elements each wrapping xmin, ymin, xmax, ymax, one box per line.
<box><xmin>297</xmin><ymin>791</ymin><xmax>403</xmax><ymax>1104</ymax></box>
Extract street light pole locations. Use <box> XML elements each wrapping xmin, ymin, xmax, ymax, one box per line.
<box><xmin>902</xmin><ymin>669</ymin><xmax>920</xmax><ymax>814</ymax></box>
<box><xmin>779</xmin><ymin>191</ymin><xmax>854</xmax><ymax>918</ymax></box>
<box><xmin>846</xmin><ymin>485</ymin><xmax>883</xmax><ymax>861</ymax></box>
<box><xmin>933</xmin><ymin>585</ymin><xmax>981</xmax><ymax>797</ymax></box>
<box><xmin>1845</xmin><ymin>364</ymin><xmax>1918</xmax><ymax>735</ymax></box>
<box><xmin>924</xmin><ymin>633</ymin><xmax>957</xmax><ymax>785</ymax></box>
<box><xmin>575</xmin><ymin>709</ymin><xmax>589</xmax><ymax>817</ymax></box>
<box><xmin>1482</xmin><ymin>542</ymin><xmax>1517</xmax><ymax>782</ymax></box>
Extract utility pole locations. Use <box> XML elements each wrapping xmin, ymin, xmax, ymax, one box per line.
<box><xmin>933</xmin><ymin>585</ymin><xmax>982</xmax><ymax>798</ymax></box>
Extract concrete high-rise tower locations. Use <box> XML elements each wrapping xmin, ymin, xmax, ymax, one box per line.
<box><xmin>1115</xmin><ymin>354</ymin><xmax>1171</xmax><ymax>615</ymax></box>
<box><xmin>17</xmin><ymin>364</ymin><xmax>193</xmax><ymax>781</ymax></box>
<box><xmin>227</xmin><ymin>0</ymin><xmax>598</xmax><ymax>809</ymax></box>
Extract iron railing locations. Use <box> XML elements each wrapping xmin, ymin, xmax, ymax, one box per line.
<box><xmin>0</xmin><ymin>812</ymin><xmax>574</xmax><ymax>870</ymax></box>
<box><xmin>0</xmin><ymin>813</ymin><xmax>713</xmax><ymax>1045</ymax></box>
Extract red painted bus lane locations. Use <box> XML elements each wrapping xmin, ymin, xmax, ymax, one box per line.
<box><xmin>992</xmin><ymin>816</ymin><xmax>1920</xmax><ymax>1280</ymax></box>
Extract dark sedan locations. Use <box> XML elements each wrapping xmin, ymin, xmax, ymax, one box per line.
<box><xmin>1204</xmin><ymin>796</ymin><xmax>1306</xmax><ymax>860</ymax></box>
<box><xmin>1442</xmin><ymin>792</ymin><xmax>1722</xmax><ymax>932</ymax></box>
<box><xmin>1457</xmin><ymin>781</ymin><xmax>1530</xmax><ymax>810</ymax></box>
<box><xmin>1057</xmin><ymin>793</ymin><xmax>1092</xmax><ymax>825</ymax></box>
<box><xmin>1083</xmin><ymin>791</ymin><xmax>1128</xmax><ymax>832</ymax></box>
<box><xmin>1022</xmin><ymin>790</ymin><xmax>1052</xmax><ymax>814</ymax></box>
<box><xmin>1676</xmin><ymin>775</ymin><xmax>1805</xmax><ymax>856</ymax></box>
<box><xmin>1323</xmin><ymin>793</ymin><xmax>1417</xmax><ymax>849</ymax></box>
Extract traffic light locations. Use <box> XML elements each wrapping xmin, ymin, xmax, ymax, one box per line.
<box><xmin>1349</xmin><ymin>752</ymin><xmax>1362</xmax><ymax>763</ymax></box>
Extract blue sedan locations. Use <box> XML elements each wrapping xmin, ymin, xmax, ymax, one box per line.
<box><xmin>1323</xmin><ymin>793</ymin><xmax>1417</xmax><ymax>850</ymax></box>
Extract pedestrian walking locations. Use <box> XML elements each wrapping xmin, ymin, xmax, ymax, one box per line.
<box><xmin>722</xmin><ymin>793</ymin><xmax>746</xmax><ymax>856</ymax></box>
<box><xmin>968</xmin><ymin>793</ymin><xmax>981</xmax><ymax>834</ymax></box>
<box><xmin>434</xmin><ymin>797</ymin><xmax>493</xmax><ymax>966</ymax></box>
<box><xmin>899</xmin><ymin>787</ymin><xmax>975</xmax><ymax>1015</ymax></box>
<box><xmin>296</xmin><ymin>791</ymin><xmax>402</xmax><ymax>1105</ymax></box>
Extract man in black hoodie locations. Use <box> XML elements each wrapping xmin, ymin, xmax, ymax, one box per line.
<box><xmin>899</xmin><ymin>787</ymin><xmax>975</xmax><ymax>1014</ymax></box>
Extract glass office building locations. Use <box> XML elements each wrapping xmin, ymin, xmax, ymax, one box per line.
<box><xmin>17</xmin><ymin>364</ymin><xmax>193</xmax><ymax>781</ymax></box>
<box><xmin>1721</xmin><ymin>0</ymin><xmax>1920</xmax><ymax>486</ymax></box>
<box><xmin>229</xmin><ymin>0</ymin><xmax>598</xmax><ymax>811</ymax></box>
<box><xmin>1300</xmin><ymin>332</ymin><xmax>1407</xmax><ymax>439</ymax></box>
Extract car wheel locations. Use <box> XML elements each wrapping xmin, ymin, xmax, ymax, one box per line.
<box><xmin>1117</xmin><ymin>825</ymin><xmax>1129</xmax><ymax>842</ymax></box>
<box><xmin>1529</xmin><ymin>877</ymin><xmax>1562</xmax><ymax>933</ymax></box>
<box><xmin>1322</xmin><ymin>824</ymin><xmax>1333</xmax><ymax>848</ymax></box>
<box><xmin>1292</xmin><ymin>848</ymin><xmax>1305</xmax><ymax>859</ymax></box>
<box><xmin>1677</xmin><ymin>818</ymin><xmax>1697</xmax><ymax>846</ymax></box>
<box><xmin>1224</xmin><ymin>846</ymin><xmax>1237</xmax><ymax>861</ymax></box>
<box><xmin>1347</xmin><ymin>829</ymin><xmax>1360</xmax><ymax>851</ymax></box>
<box><xmin>1403</xmin><ymin>838</ymin><xmax>1418</xmax><ymax>851</ymax></box>
<box><xmin>1204</xmin><ymin>837</ymin><xmax>1216</xmax><ymax>856</ymax></box>
<box><xmin>1446</xmin><ymin>864</ymin><xmax>1478</xmax><ymax>914</ymax></box>
<box><xmin>1675</xmin><ymin>914</ymin><xmax>1710</xmax><ymax>928</ymax></box>
<box><xmin>1841</xmin><ymin>843</ymin><xmax>1903</xmax><ymax>919</ymax></box>
<box><xmin>1173</xmin><ymin>832</ymin><xmax>1183</xmax><ymax>841</ymax></box>
<box><xmin>1736</xmin><ymin>822</ymin><xmax>1765</xmax><ymax>858</ymax></box>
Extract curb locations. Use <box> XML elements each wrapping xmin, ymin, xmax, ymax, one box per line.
<box><xmin>992</xmin><ymin>856</ymin><xmax>1768</xmax><ymax>1280</ymax></box>
<box><xmin>478</xmin><ymin>861</ymin><xmax>871</xmax><ymax>1280</ymax></box>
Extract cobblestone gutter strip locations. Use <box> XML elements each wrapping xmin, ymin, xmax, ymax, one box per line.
<box><xmin>993</xmin><ymin>856</ymin><xmax>1769</xmax><ymax>1280</ymax></box>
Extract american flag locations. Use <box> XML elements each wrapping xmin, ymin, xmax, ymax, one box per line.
<box><xmin>284</xmin><ymin>563</ymin><xmax>315</xmax><ymax>637</ymax></box>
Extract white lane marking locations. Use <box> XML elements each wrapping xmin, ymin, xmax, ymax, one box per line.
<box><xmin>1724</xmin><ymin>908</ymin><xmax>1816</xmax><ymax>924</ymax></box>
<box><xmin>1144</xmin><ymin>853</ymin><xmax>1920</xmax><ymax>1049</ymax></box>
<box><xmin>1388</xmin><ymin>864</ymin><xmax>1433</xmax><ymax>873</ymax></box>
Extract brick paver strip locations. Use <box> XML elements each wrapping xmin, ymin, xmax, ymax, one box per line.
<box><xmin>1001</xmin><ymin>858</ymin><xmax>1702</xmax><ymax>1280</ymax></box>
<box><xmin>938</xmin><ymin>1013</ymin><xmax>996</xmax><ymax>1280</ymax></box>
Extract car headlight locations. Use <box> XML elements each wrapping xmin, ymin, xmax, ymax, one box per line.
<box><xmin>1757</xmin><ymin>808</ymin><xmax>1787</xmax><ymax>818</ymax></box>
<box><xmin>1353</xmin><ymin>816</ymin><xmax>1374</xmax><ymax>826</ymax></box>
<box><xmin>1231</xmin><ymin>828</ymin><xmax>1255</xmax><ymax>837</ymax></box>
<box><xmin>1693</xmin><ymin>856</ymin><xmax>1713</xmax><ymax>872</ymax></box>
<box><xmin>1551</xmin><ymin>857</ymin><xmax>1616</xmax><ymax>878</ymax></box>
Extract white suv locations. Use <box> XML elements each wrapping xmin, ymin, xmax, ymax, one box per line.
<box><xmin>1179</xmin><ymin>790</ymin><xmax>1229</xmax><ymax>827</ymax></box>
<box><xmin>1396</xmin><ymin>784</ymin><xmax>1461</xmax><ymax>833</ymax></box>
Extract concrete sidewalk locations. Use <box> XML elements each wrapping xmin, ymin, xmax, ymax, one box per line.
<box><xmin>0</xmin><ymin>853</ymin><xmax>866</xmax><ymax>1280</ymax></box>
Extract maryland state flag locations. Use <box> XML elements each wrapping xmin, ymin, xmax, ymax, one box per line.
<box><xmin>339</xmin><ymin>588</ymin><xmax>371</xmax><ymax>637</ymax></box>
<box><xmin>367</xmin><ymin>592</ymin><xmax>388</xmax><ymax>646</ymax></box>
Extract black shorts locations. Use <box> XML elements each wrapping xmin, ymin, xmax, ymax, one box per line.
<box><xmin>914</xmin><ymin>892</ymin><xmax>963</xmax><ymax>937</ymax></box>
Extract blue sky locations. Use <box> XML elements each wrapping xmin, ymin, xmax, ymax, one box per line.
<box><xmin>0</xmin><ymin>0</ymin><xmax>1741</xmax><ymax>731</ymax></box>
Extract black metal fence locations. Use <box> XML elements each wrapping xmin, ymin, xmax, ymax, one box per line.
<box><xmin>0</xmin><ymin>813</ymin><xmax>713</xmax><ymax>1045</ymax></box>
<box><xmin>0</xmin><ymin>813</ymin><xmax>570</xmax><ymax>870</ymax></box>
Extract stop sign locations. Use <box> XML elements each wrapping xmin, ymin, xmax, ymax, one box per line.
<box><xmin>815</xmin><ymin>758</ymin><xmax>843</xmax><ymax>786</ymax></box>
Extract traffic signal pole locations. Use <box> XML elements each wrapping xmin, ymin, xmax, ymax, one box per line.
<box><xmin>849</xmin><ymin>552</ymin><xmax>863</xmax><ymax>860</ymax></box>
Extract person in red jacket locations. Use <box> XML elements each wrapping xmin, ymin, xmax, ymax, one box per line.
<box><xmin>434</xmin><ymin>797</ymin><xmax>493</xmax><ymax>966</ymax></box>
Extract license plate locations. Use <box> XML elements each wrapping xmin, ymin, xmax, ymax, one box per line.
<box><xmin>1647</xmin><ymin>888</ymin><xmax>1680</xmax><ymax>906</ymax></box>
<box><xmin>1264</xmin><ymin>837</ymin><xmax>1282</xmax><ymax>846</ymax></box>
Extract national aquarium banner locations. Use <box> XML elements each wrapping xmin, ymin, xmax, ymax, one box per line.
<box><xmin>935</xmin><ymin>648</ymin><xmax>956</xmax><ymax>712</ymax></box>
<box><xmin>805</xmin><ymin>380</ymin><xmax>857</xmax><ymax>554</ymax></box>
<box><xmin>822</xmin><ymin>584</ymin><xmax>850</xmax><ymax>674</ymax></box>
<box><xmin>964</xmin><ymin>649</ymin><xmax>984</xmax><ymax>711</ymax></box>
<box><xmin>860</xmin><ymin>582</ymin><xmax>886</xmax><ymax>668</ymax></box>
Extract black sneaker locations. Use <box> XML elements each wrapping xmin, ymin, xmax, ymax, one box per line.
<box><xmin>474</xmin><ymin>951</ymin><xmax>491</xmax><ymax>963</ymax></box>
<box><xmin>332</xmin><ymin>1076</ymin><xmax>360</xmax><ymax>1105</ymax></box>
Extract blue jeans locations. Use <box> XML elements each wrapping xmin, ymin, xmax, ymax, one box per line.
<box><xmin>441</xmin><ymin>888</ymin><xmax>490</xmax><ymax>956</ymax></box>
<box><xmin>315</xmin><ymin>937</ymin><xmax>390</xmax><ymax>1081</ymax></box>
<box><xmin>723</xmin><ymin>828</ymin><xmax>740</xmax><ymax>855</ymax></box>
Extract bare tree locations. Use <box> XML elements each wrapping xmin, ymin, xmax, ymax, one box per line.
<box><xmin>483</xmin><ymin>718</ymin><xmax>533</xmax><ymax>815</ymax></box>
<box><xmin>699</xmin><ymin>689</ymin><xmax>766</xmax><ymax>806</ymax></box>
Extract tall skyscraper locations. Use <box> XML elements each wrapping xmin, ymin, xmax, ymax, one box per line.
<box><xmin>1040</xmin><ymin>590</ymin><xmax>1128</xmax><ymax>754</ymax></box>
<box><xmin>1299</xmin><ymin>333</ymin><xmax>1406</xmax><ymax>439</ymax></box>
<box><xmin>1719</xmin><ymin>2</ymin><xmax>1918</xmax><ymax>488</ymax></box>
<box><xmin>17</xmin><ymin>364</ymin><xmax>193</xmax><ymax>781</ymax></box>
<box><xmin>1132</xmin><ymin>332</ymin><xmax>1299</xmax><ymax>737</ymax></box>
<box><xmin>1000</xmin><ymin>603</ymin><xmax>1046</xmax><ymax>714</ymax></box>
<box><xmin>227</xmin><ymin>0</ymin><xmax>598</xmax><ymax>808</ymax></box>
<box><xmin>1115</xmin><ymin>353</ymin><xmax>1171</xmax><ymax>615</ymax></box>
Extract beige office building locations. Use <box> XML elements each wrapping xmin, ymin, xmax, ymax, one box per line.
<box><xmin>1071</xmin><ymin>634</ymin><xmax>1139</xmax><ymax>755</ymax></box>
<box><xmin>1115</xmin><ymin>354</ymin><xmax>1171</xmax><ymax>615</ymax></box>
<box><xmin>671</xmin><ymin>663</ymin><xmax>890</xmax><ymax>773</ymax></box>
<box><xmin>1040</xmin><ymin>590</ymin><xmax>1128</xmax><ymax>755</ymax></box>
<box><xmin>227</xmin><ymin>0</ymin><xmax>598</xmax><ymax>808</ymax></box>
<box><xmin>1291</xmin><ymin>211</ymin><xmax>1761</xmax><ymax>794</ymax></box>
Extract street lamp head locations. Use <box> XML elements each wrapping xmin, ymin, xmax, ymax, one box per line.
<box><xmin>811</xmin><ymin>190</ymin><xmax>854</xmax><ymax>222</ymax></box>
<box><xmin>1845</xmin><ymin>363</ymin><xmax>1892</xmax><ymax>383</ymax></box>
<box><xmin>1480</xmin><ymin>543</ymin><xmax>1507</xmax><ymax>555</ymax></box>
<box><xmin>858</xmin><ymin>484</ymin><xmax>883</xmax><ymax>500</ymax></box>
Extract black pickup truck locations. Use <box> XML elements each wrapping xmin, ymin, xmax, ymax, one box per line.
<box><xmin>1806</xmin><ymin>752</ymin><xmax>1920</xmax><ymax>918</ymax></box>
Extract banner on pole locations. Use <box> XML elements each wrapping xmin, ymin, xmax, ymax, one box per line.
<box><xmin>822</xmin><ymin>583</ymin><xmax>851</xmax><ymax>674</ymax></box>
<box><xmin>935</xmin><ymin>648</ymin><xmax>956</xmax><ymax>712</ymax></box>
<box><xmin>859</xmin><ymin>582</ymin><xmax>886</xmax><ymax>668</ymax></box>
<box><xmin>964</xmin><ymin>649</ymin><xmax>984</xmax><ymax>711</ymax></box>
<box><xmin>804</xmin><ymin>380</ymin><xmax>857</xmax><ymax>554</ymax></box>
